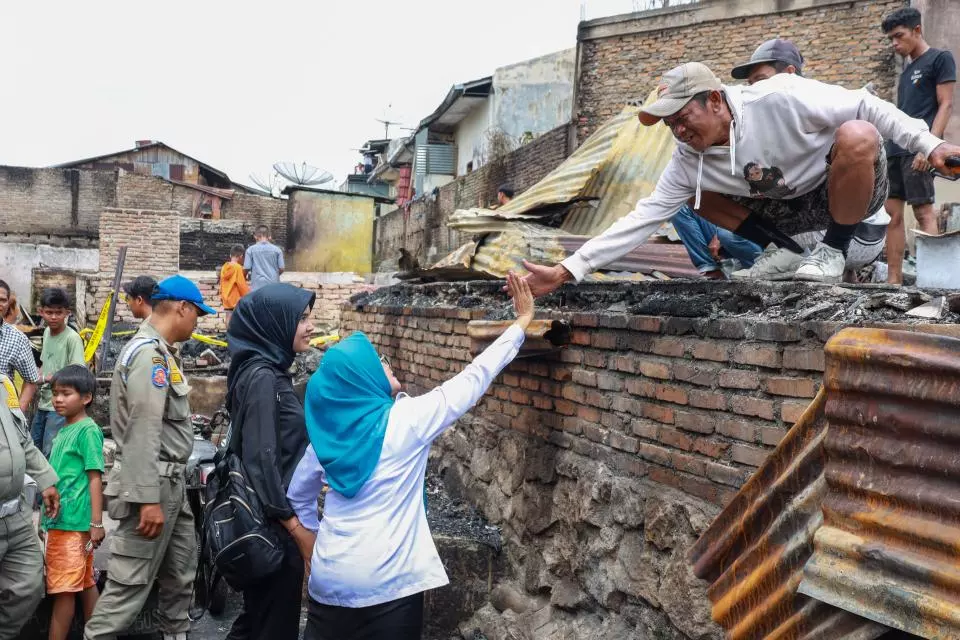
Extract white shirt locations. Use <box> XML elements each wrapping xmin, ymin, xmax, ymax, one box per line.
<box><xmin>287</xmin><ymin>324</ymin><xmax>525</xmax><ymax>608</ymax></box>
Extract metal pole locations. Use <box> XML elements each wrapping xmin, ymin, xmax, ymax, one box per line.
<box><xmin>96</xmin><ymin>247</ymin><xmax>127</xmax><ymax>375</ymax></box>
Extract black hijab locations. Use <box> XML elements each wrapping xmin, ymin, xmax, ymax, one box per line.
<box><xmin>226</xmin><ymin>283</ymin><xmax>315</xmax><ymax>408</ymax></box>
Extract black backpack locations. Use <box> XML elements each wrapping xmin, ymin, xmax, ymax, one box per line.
<box><xmin>202</xmin><ymin>378</ymin><xmax>285</xmax><ymax>590</ymax></box>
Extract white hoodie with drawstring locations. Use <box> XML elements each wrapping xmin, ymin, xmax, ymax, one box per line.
<box><xmin>560</xmin><ymin>73</ymin><xmax>944</xmax><ymax>282</ymax></box>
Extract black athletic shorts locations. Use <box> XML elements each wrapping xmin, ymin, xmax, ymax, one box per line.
<box><xmin>887</xmin><ymin>154</ymin><xmax>936</xmax><ymax>206</ymax></box>
<box><xmin>726</xmin><ymin>134</ymin><xmax>889</xmax><ymax>236</ymax></box>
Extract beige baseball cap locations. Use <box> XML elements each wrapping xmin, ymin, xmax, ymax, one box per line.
<box><xmin>639</xmin><ymin>62</ymin><xmax>722</xmax><ymax>126</ymax></box>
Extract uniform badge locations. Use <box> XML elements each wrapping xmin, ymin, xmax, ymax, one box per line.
<box><xmin>170</xmin><ymin>362</ymin><xmax>184</xmax><ymax>385</ymax></box>
<box><xmin>151</xmin><ymin>365</ymin><xmax>169</xmax><ymax>388</ymax></box>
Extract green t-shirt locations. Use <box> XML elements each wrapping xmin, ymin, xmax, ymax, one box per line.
<box><xmin>38</xmin><ymin>326</ymin><xmax>86</xmax><ymax>411</ymax></box>
<box><xmin>43</xmin><ymin>417</ymin><xmax>105</xmax><ymax>532</ymax></box>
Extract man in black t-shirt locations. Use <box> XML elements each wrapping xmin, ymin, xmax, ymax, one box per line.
<box><xmin>882</xmin><ymin>7</ymin><xmax>956</xmax><ymax>284</ymax></box>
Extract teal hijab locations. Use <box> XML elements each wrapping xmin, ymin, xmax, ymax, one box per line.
<box><xmin>305</xmin><ymin>332</ymin><xmax>395</xmax><ymax>498</ymax></box>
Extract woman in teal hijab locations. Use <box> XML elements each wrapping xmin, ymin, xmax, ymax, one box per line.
<box><xmin>290</xmin><ymin>273</ymin><xmax>535</xmax><ymax>640</ymax></box>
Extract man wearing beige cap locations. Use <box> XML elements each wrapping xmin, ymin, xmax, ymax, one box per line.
<box><xmin>519</xmin><ymin>61</ymin><xmax>960</xmax><ymax>290</ymax></box>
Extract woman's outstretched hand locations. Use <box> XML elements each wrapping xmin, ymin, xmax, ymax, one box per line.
<box><xmin>507</xmin><ymin>271</ymin><xmax>535</xmax><ymax>331</ymax></box>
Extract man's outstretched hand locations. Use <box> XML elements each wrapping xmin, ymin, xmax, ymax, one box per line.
<box><xmin>928</xmin><ymin>142</ymin><xmax>960</xmax><ymax>176</ymax></box>
<box><xmin>504</xmin><ymin>260</ymin><xmax>573</xmax><ymax>298</ymax></box>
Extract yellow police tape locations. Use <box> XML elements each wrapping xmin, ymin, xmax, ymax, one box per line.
<box><xmin>190</xmin><ymin>333</ymin><xmax>228</xmax><ymax>348</ymax></box>
<box><xmin>309</xmin><ymin>333</ymin><xmax>340</xmax><ymax>347</ymax></box>
<box><xmin>83</xmin><ymin>292</ymin><xmax>113</xmax><ymax>363</ymax></box>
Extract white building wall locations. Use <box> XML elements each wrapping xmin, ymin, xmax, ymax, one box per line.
<box><xmin>492</xmin><ymin>48</ymin><xmax>576</xmax><ymax>144</ymax></box>
<box><xmin>0</xmin><ymin>243</ymin><xmax>99</xmax><ymax>312</ymax></box>
<box><xmin>454</xmin><ymin>100</ymin><xmax>492</xmax><ymax>176</ymax></box>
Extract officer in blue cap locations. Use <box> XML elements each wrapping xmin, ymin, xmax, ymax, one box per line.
<box><xmin>85</xmin><ymin>275</ymin><xmax>215</xmax><ymax>640</ymax></box>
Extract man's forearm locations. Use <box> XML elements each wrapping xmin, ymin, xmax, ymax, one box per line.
<box><xmin>931</xmin><ymin>102</ymin><xmax>953</xmax><ymax>139</ymax></box>
<box><xmin>19</xmin><ymin>382</ymin><xmax>36</xmax><ymax>413</ymax></box>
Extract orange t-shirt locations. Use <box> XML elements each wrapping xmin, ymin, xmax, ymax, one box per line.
<box><xmin>220</xmin><ymin>261</ymin><xmax>250</xmax><ymax>310</ymax></box>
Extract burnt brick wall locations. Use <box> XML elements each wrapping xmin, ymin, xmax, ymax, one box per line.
<box><xmin>576</xmin><ymin>0</ymin><xmax>908</xmax><ymax>141</ymax></box>
<box><xmin>221</xmin><ymin>192</ymin><xmax>288</xmax><ymax>248</ymax></box>
<box><xmin>340</xmin><ymin>288</ymin><xmax>960</xmax><ymax>638</ymax></box>
<box><xmin>0</xmin><ymin>166</ymin><xmax>117</xmax><ymax>238</ymax></box>
<box><xmin>375</xmin><ymin>124</ymin><xmax>571</xmax><ymax>270</ymax></box>
<box><xmin>180</xmin><ymin>220</ymin><xmax>253</xmax><ymax>270</ymax></box>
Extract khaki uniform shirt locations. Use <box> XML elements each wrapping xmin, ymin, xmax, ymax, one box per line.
<box><xmin>105</xmin><ymin>322</ymin><xmax>193</xmax><ymax>505</ymax></box>
<box><xmin>0</xmin><ymin>374</ymin><xmax>57</xmax><ymax>503</ymax></box>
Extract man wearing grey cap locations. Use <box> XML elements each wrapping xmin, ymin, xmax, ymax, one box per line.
<box><xmin>732</xmin><ymin>38</ymin><xmax>805</xmax><ymax>84</ymax></box>
<box><xmin>519</xmin><ymin>60</ymin><xmax>960</xmax><ymax>291</ymax></box>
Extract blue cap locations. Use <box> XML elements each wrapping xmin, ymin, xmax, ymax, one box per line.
<box><xmin>151</xmin><ymin>275</ymin><xmax>217</xmax><ymax>316</ymax></box>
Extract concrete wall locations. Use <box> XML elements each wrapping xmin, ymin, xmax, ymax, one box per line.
<box><xmin>493</xmin><ymin>49</ymin><xmax>576</xmax><ymax>143</ymax></box>
<box><xmin>0</xmin><ymin>243</ymin><xmax>98</xmax><ymax>312</ymax></box>
<box><xmin>575</xmin><ymin>0</ymin><xmax>909</xmax><ymax>141</ymax></box>
<box><xmin>455</xmin><ymin>100</ymin><xmax>493</xmax><ymax>176</ymax></box>
<box><xmin>287</xmin><ymin>190</ymin><xmax>376</xmax><ymax>273</ymax></box>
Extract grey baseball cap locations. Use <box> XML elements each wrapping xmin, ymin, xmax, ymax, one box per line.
<box><xmin>731</xmin><ymin>39</ymin><xmax>805</xmax><ymax>79</ymax></box>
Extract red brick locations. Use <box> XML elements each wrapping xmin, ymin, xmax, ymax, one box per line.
<box><xmin>763</xmin><ymin>376</ymin><xmax>818</xmax><ymax>398</ymax></box>
<box><xmin>583</xmin><ymin>351</ymin><xmax>607</xmax><ymax>368</ymax></box>
<box><xmin>627</xmin><ymin>316</ymin><xmax>662</xmax><ymax>333</ymax></box>
<box><xmin>597</xmin><ymin>313</ymin><xmax>628</xmax><ymax>329</ymax></box>
<box><xmin>601</xmin><ymin>411</ymin><xmax>625</xmax><ymax>431</ymax></box>
<box><xmin>658</xmin><ymin>427</ymin><xmax>693</xmax><ymax>451</ymax></box>
<box><xmin>626</xmin><ymin>378</ymin><xmax>657</xmax><ymax>398</ymax></box>
<box><xmin>687</xmin><ymin>339</ymin><xmax>730</xmax><ymax>362</ymax></box>
<box><xmin>689</xmin><ymin>390</ymin><xmax>727</xmax><ymax>411</ymax></box>
<box><xmin>559</xmin><ymin>349</ymin><xmax>583</xmax><ymax>365</ymax></box>
<box><xmin>532</xmin><ymin>395</ymin><xmax>554</xmax><ymax>411</ymax></box>
<box><xmin>693</xmin><ymin>438</ymin><xmax>730</xmax><ymax>459</ymax></box>
<box><xmin>561</xmin><ymin>416</ymin><xmax>583</xmax><ymax>435</ymax></box>
<box><xmin>760</xmin><ymin>426</ymin><xmax>787</xmax><ymax>446</ymax></box>
<box><xmin>732</xmin><ymin>343</ymin><xmax>782</xmax><ymax>369</ymax></box>
<box><xmin>717</xmin><ymin>418</ymin><xmax>757</xmax><ymax>443</ymax></box>
<box><xmin>577</xmin><ymin>405</ymin><xmax>601</xmax><ymax>423</ymax></box>
<box><xmin>582</xmin><ymin>423</ymin><xmax>608</xmax><ymax>444</ymax></box>
<box><xmin>610</xmin><ymin>432</ymin><xmax>639</xmax><ymax>454</ymax></box>
<box><xmin>638</xmin><ymin>442</ymin><xmax>673</xmax><ymax>467</ymax></box>
<box><xmin>782</xmin><ymin>346</ymin><xmax>826</xmax><ymax>372</ymax></box>
<box><xmin>780</xmin><ymin>400</ymin><xmax>809</xmax><ymax>424</ymax></box>
<box><xmin>596</xmin><ymin>372</ymin><xmax>624</xmax><ymax>392</ymax></box>
<box><xmin>503</xmin><ymin>402</ymin><xmax>522</xmax><ymax>417</ymax></box>
<box><xmin>705</xmin><ymin>461</ymin><xmax>746</xmax><ymax>487</ymax></box>
<box><xmin>641</xmin><ymin>402</ymin><xmax>675</xmax><ymax>425</ymax></box>
<box><xmin>638</xmin><ymin>359</ymin><xmax>672</xmax><ymax>380</ymax></box>
<box><xmin>655</xmin><ymin>384</ymin><xmax>688</xmax><ymax>406</ymax></box>
<box><xmin>672</xmin><ymin>362</ymin><xmax>717</xmax><ymax>387</ymax></box>
<box><xmin>561</xmin><ymin>385</ymin><xmax>585</xmax><ymax>403</ymax></box>
<box><xmin>551</xmin><ymin>368</ymin><xmax>573</xmax><ymax>382</ymax></box>
<box><xmin>674</xmin><ymin>410</ymin><xmax>716</xmax><ymax>435</ymax></box>
<box><xmin>583</xmin><ymin>389</ymin><xmax>611</xmax><ymax>410</ymax></box>
<box><xmin>612</xmin><ymin>355</ymin><xmax>636</xmax><ymax>373</ymax></box>
<box><xmin>631</xmin><ymin>420</ymin><xmax>659</xmax><ymax>440</ymax></box>
<box><xmin>731</xmin><ymin>443</ymin><xmax>772</xmax><ymax>468</ymax></box>
<box><xmin>702</xmin><ymin>318</ymin><xmax>747</xmax><ymax>340</ymax></box>
<box><xmin>649</xmin><ymin>467</ymin><xmax>684</xmax><ymax>493</ymax></box>
<box><xmin>750</xmin><ymin>322</ymin><xmax>802</xmax><ymax>342</ymax></box>
<box><xmin>571</xmin><ymin>330</ymin><xmax>591</xmax><ymax>346</ymax></box>
<box><xmin>520</xmin><ymin>377</ymin><xmax>540</xmax><ymax>392</ymax></box>
<box><xmin>719</xmin><ymin>369</ymin><xmax>760</xmax><ymax>390</ymax></box>
<box><xmin>572</xmin><ymin>369</ymin><xmax>598</xmax><ymax>387</ymax></box>
<box><xmin>730</xmin><ymin>395</ymin><xmax>775</xmax><ymax>420</ymax></box>
<box><xmin>554</xmin><ymin>399</ymin><xmax>577</xmax><ymax>416</ymax></box>
<box><xmin>571</xmin><ymin>312</ymin><xmax>600</xmax><ymax>328</ymax></box>
<box><xmin>651</xmin><ymin>336</ymin><xmax>685</xmax><ymax>357</ymax></box>
<box><xmin>591</xmin><ymin>331</ymin><xmax>618</xmax><ymax>350</ymax></box>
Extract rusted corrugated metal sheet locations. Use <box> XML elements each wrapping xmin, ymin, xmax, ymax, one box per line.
<box><xmin>798</xmin><ymin>328</ymin><xmax>960</xmax><ymax>639</ymax></box>
<box><xmin>688</xmin><ymin>388</ymin><xmax>888</xmax><ymax>640</ymax></box>
<box><xmin>448</xmin><ymin>88</ymin><xmax>675</xmax><ymax>236</ymax></box>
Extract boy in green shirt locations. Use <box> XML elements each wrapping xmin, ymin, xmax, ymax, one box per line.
<box><xmin>31</xmin><ymin>288</ymin><xmax>85</xmax><ymax>457</ymax></box>
<box><xmin>42</xmin><ymin>364</ymin><xmax>105</xmax><ymax>640</ymax></box>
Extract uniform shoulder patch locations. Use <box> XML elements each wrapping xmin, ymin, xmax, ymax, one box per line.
<box><xmin>151</xmin><ymin>356</ymin><xmax>167</xmax><ymax>367</ymax></box>
<box><xmin>151</xmin><ymin>364</ymin><xmax>169</xmax><ymax>388</ymax></box>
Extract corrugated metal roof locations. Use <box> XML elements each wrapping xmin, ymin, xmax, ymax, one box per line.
<box><xmin>405</xmin><ymin>223</ymin><xmax>697</xmax><ymax>280</ymax></box>
<box><xmin>688</xmin><ymin>388</ymin><xmax>888</xmax><ymax>640</ymax></box>
<box><xmin>798</xmin><ymin>328</ymin><xmax>960</xmax><ymax>639</ymax></box>
<box><xmin>447</xmin><ymin>89</ymin><xmax>675</xmax><ymax>236</ymax></box>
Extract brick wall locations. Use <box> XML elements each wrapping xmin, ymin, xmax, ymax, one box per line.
<box><xmin>0</xmin><ymin>166</ymin><xmax>117</xmax><ymax>238</ymax></box>
<box><xmin>374</xmin><ymin>123</ymin><xmax>571</xmax><ymax>270</ymax></box>
<box><xmin>340</xmin><ymin>282</ymin><xmax>959</xmax><ymax>638</ymax></box>
<box><xmin>180</xmin><ymin>220</ymin><xmax>253</xmax><ymax>270</ymax></box>
<box><xmin>222</xmin><ymin>193</ymin><xmax>288</xmax><ymax>248</ymax></box>
<box><xmin>576</xmin><ymin>0</ymin><xmax>908</xmax><ymax>141</ymax></box>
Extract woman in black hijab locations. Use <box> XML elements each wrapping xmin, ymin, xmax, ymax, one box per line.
<box><xmin>225</xmin><ymin>283</ymin><xmax>317</xmax><ymax>640</ymax></box>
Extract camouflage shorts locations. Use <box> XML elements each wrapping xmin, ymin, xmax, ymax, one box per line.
<box><xmin>728</xmin><ymin>137</ymin><xmax>889</xmax><ymax>237</ymax></box>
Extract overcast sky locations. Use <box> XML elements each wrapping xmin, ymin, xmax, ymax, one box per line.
<box><xmin>0</xmin><ymin>1</ymin><xmax>646</xmax><ymax>189</ymax></box>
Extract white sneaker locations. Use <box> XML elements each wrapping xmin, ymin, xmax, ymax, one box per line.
<box><xmin>731</xmin><ymin>245</ymin><xmax>805</xmax><ymax>281</ymax></box>
<box><xmin>794</xmin><ymin>242</ymin><xmax>845</xmax><ymax>283</ymax></box>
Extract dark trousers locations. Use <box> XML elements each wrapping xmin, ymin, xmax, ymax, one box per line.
<box><xmin>304</xmin><ymin>592</ymin><xmax>424</xmax><ymax>640</ymax></box>
<box><xmin>227</xmin><ymin>530</ymin><xmax>305</xmax><ymax>640</ymax></box>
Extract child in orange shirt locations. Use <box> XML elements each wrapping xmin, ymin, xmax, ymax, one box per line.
<box><xmin>220</xmin><ymin>245</ymin><xmax>250</xmax><ymax>326</ymax></box>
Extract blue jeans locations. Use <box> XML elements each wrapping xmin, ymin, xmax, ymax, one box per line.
<box><xmin>30</xmin><ymin>409</ymin><xmax>66</xmax><ymax>458</ymax></box>
<box><xmin>672</xmin><ymin>205</ymin><xmax>762</xmax><ymax>272</ymax></box>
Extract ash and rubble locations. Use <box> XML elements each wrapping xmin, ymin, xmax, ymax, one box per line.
<box><xmin>352</xmin><ymin>279</ymin><xmax>960</xmax><ymax>325</ymax></box>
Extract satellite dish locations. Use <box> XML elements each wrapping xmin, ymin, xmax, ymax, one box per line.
<box><xmin>248</xmin><ymin>172</ymin><xmax>287</xmax><ymax>196</ymax></box>
<box><xmin>273</xmin><ymin>162</ymin><xmax>333</xmax><ymax>186</ymax></box>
